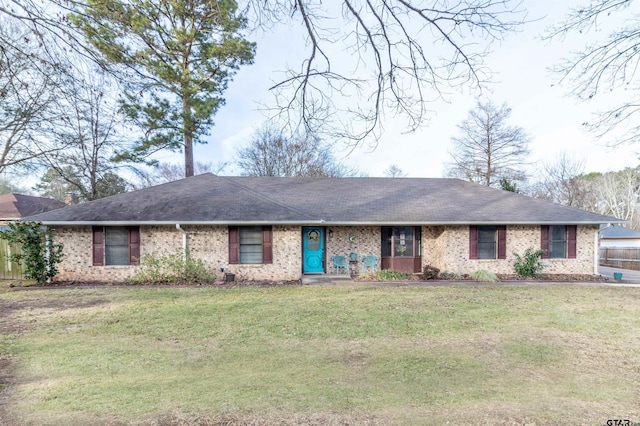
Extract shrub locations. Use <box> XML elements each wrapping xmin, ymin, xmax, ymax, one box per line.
<box><xmin>513</xmin><ymin>248</ymin><xmax>545</xmax><ymax>277</ymax></box>
<box><xmin>470</xmin><ymin>269</ymin><xmax>499</xmax><ymax>283</ymax></box>
<box><xmin>375</xmin><ymin>270</ymin><xmax>410</xmax><ymax>281</ymax></box>
<box><xmin>129</xmin><ymin>250</ymin><xmax>217</xmax><ymax>285</ymax></box>
<box><xmin>440</xmin><ymin>271</ymin><xmax>466</xmax><ymax>280</ymax></box>
<box><xmin>0</xmin><ymin>221</ymin><xmax>64</xmax><ymax>284</ymax></box>
<box><xmin>422</xmin><ymin>265</ymin><xmax>440</xmax><ymax>280</ymax></box>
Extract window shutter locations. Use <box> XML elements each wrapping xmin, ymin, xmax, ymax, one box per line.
<box><xmin>469</xmin><ymin>226</ymin><xmax>478</xmax><ymax>259</ymax></box>
<box><xmin>567</xmin><ymin>225</ymin><xmax>577</xmax><ymax>259</ymax></box>
<box><xmin>541</xmin><ymin>225</ymin><xmax>550</xmax><ymax>259</ymax></box>
<box><xmin>129</xmin><ymin>227</ymin><xmax>140</xmax><ymax>265</ymax></box>
<box><xmin>228</xmin><ymin>226</ymin><xmax>239</xmax><ymax>264</ymax></box>
<box><xmin>497</xmin><ymin>225</ymin><xmax>507</xmax><ymax>259</ymax></box>
<box><xmin>92</xmin><ymin>227</ymin><xmax>104</xmax><ymax>266</ymax></box>
<box><xmin>262</xmin><ymin>226</ymin><xmax>273</xmax><ymax>264</ymax></box>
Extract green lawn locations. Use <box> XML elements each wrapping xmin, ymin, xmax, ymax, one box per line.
<box><xmin>1</xmin><ymin>284</ymin><xmax>639</xmax><ymax>425</ymax></box>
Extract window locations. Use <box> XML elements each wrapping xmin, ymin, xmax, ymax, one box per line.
<box><xmin>92</xmin><ymin>226</ymin><xmax>140</xmax><ymax>266</ymax></box>
<box><xmin>229</xmin><ymin>226</ymin><xmax>273</xmax><ymax>264</ymax></box>
<box><xmin>478</xmin><ymin>226</ymin><xmax>497</xmax><ymax>259</ymax></box>
<box><xmin>549</xmin><ymin>225</ymin><xmax>567</xmax><ymax>258</ymax></box>
<box><xmin>541</xmin><ymin>225</ymin><xmax>577</xmax><ymax>259</ymax></box>
<box><xmin>469</xmin><ymin>225</ymin><xmax>506</xmax><ymax>259</ymax></box>
<box><xmin>381</xmin><ymin>226</ymin><xmax>421</xmax><ymax>257</ymax></box>
<box><xmin>240</xmin><ymin>226</ymin><xmax>264</xmax><ymax>264</ymax></box>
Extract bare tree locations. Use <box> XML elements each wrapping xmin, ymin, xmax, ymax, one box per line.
<box><xmin>384</xmin><ymin>164</ymin><xmax>407</xmax><ymax>178</ymax></box>
<box><xmin>531</xmin><ymin>155</ymin><xmax>640</xmax><ymax>228</ymax></box>
<box><xmin>531</xmin><ymin>152</ymin><xmax>591</xmax><ymax>208</ymax></box>
<box><xmin>246</xmin><ymin>1</ymin><xmax>527</xmax><ymax>145</ymax></box>
<box><xmin>546</xmin><ymin>0</ymin><xmax>640</xmax><ymax>145</ymax></box>
<box><xmin>132</xmin><ymin>161</ymin><xmax>229</xmax><ymax>189</ymax></box>
<box><xmin>447</xmin><ymin>100</ymin><xmax>531</xmax><ymax>187</ymax></box>
<box><xmin>591</xmin><ymin>167</ymin><xmax>640</xmax><ymax>228</ymax></box>
<box><xmin>236</xmin><ymin>125</ymin><xmax>359</xmax><ymax>177</ymax></box>
<box><xmin>34</xmin><ymin>72</ymin><xmax>132</xmax><ymax>201</ymax></box>
<box><xmin>2</xmin><ymin>1</ymin><xmax>527</xmax><ymax>150</ymax></box>
<box><xmin>0</xmin><ymin>19</ymin><xmax>67</xmax><ymax>174</ymax></box>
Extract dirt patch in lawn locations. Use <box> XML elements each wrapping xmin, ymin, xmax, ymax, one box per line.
<box><xmin>0</xmin><ymin>357</ymin><xmax>15</xmax><ymax>426</ymax></box>
<box><xmin>152</xmin><ymin>412</ymin><xmax>381</xmax><ymax>426</ymax></box>
<box><xmin>0</xmin><ymin>302</ymin><xmax>18</xmax><ymax>426</ymax></box>
<box><xmin>0</xmin><ymin>294</ymin><xmax>112</xmax><ymax>426</ymax></box>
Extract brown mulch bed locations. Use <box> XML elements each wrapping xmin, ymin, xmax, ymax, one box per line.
<box><xmin>352</xmin><ymin>273</ymin><xmax>611</xmax><ymax>283</ymax></box>
<box><xmin>4</xmin><ymin>274</ymin><xmax>612</xmax><ymax>290</ymax></box>
<box><xmin>496</xmin><ymin>273</ymin><xmax>610</xmax><ymax>282</ymax></box>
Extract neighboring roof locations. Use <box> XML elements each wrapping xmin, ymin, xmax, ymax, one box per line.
<box><xmin>23</xmin><ymin>174</ymin><xmax>624</xmax><ymax>226</ymax></box>
<box><xmin>600</xmin><ymin>225</ymin><xmax>640</xmax><ymax>239</ymax></box>
<box><xmin>0</xmin><ymin>193</ymin><xmax>66</xmax><ymax>219</ymax></box>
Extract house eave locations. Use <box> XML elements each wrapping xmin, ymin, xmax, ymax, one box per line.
<box><xmin>34</xmin><ymin>219</ymin><xmax>627</xmax><ymax>226</ymax></box>
<box><xmin>32</xmin><ymin>220</ymin><xmax>326</xmax><ymax>226</ymax></box>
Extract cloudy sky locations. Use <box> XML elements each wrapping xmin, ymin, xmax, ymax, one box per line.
<box><xmin>176</xmin><ymin>0</ymin><xmax>640</xmax><ymax>179</ymax></box>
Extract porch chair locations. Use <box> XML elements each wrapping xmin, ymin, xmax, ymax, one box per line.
<box><xmin>331</xmin><ymin>255</ymin><xmax>349</xmax><ymax>274</ymax></box>
<box><xmin>361</xmin><ymin>255</ymin><xmax>378</xmax><ymax>273</ymax></box>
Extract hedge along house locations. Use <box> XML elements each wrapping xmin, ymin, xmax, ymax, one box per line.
<box><xmin>23</xmin><ymin>174</ymin><xmax>623</xmax><ymax>282</ymax></box>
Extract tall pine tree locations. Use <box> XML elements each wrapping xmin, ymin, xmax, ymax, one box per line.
<box><xmin>71</xmin><ymin>0</ymin><xmax>255</xmax><ymax>177</ymax></box>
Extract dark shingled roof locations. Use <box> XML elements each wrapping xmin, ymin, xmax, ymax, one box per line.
<box><xmin>23</xmin><ymin>174</ymin><xmax>623</xmax><ymax>225</ymax></box>
<box><xmin>0</xmin><ymin>193</ymin><xmax>65</xmax><ymax>219</ymax></box>
<box><xmin>600</xmin><ymin>225</ymin><xmax>640</xmax><ymax>239</ymax></box>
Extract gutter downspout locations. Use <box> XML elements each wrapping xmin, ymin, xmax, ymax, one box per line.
<box><xmin>176</xmin><ymin>224</ymin><xmax>187</xmax><ymax>265</ymax></box>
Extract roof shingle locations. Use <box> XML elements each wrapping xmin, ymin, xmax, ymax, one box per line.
<box><xmin>23</xmin><ymin>174</ymin><xmax>623</xmax><ymax>225</ymax></box>
<box><xmin>0</xmin><ymin>193</ymin><xmax>65</xmax><ymax>219</ymax></box>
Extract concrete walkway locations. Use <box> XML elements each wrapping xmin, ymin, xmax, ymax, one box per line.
<box><xmin>598</xmin><ymin>265</ymin><xmax>640</xmax><ymax>284</ymax></box>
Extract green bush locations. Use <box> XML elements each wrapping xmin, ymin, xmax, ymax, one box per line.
<box><xmin>513</xmin><ymin>248</ymin><xmax>545</xmax><ymax>277</ymax></box>
<box><xmin>129</xmin><ymin>250</ymin><xmax>217</xmax><ymax>285</ymax></box>
<box><xmin>470</xmin><ymin>269</ymin><xmax>499</xmax><ymax>283</ymax></box>
<box><xmin>0</xmin><ymin>221</ymin><xmax>64</xmax><ymax>284</ymax></box>
<box><xmin>375</xmin><ymin>270</ymin><xmax>410</xmax><ymax>281</ymax></box>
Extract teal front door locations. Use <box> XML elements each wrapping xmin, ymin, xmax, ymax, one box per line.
<box><xmin>303</xmin><ymin>227</ymin><xmax>325</xmax><ymax>273</ymax></box>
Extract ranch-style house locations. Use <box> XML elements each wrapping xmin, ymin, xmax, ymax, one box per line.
<box><xmin>24</xmin><ymin>174</ymin><xmax>623</xmax><ymax>282</ymax></box>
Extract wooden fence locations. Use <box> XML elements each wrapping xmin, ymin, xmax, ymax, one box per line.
<box><xmin>0</xmin><ymin>239</ymin><xmax>24</xmax><ymax>279</ymax></box>
<box><xmin>599</xmin><ymin>247</ymin><xmax>640</xmax><ymax>271</ymax></box>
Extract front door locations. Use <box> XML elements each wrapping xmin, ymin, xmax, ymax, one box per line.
<box><xmin>303</xmin><ymin>227</ymin><xmax>325</xmax><ymax>273</ymax></box>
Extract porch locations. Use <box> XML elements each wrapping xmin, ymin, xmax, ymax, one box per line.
<box><xmin>315</xmin><ymin>225</ymin><xmax>423</xmax><ymax>275</ymax></box>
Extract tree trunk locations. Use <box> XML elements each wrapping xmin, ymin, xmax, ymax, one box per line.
<box><xmin>183</xmin><ymin>96</ymin><xmax>194</xmax><ymax>177</ymax></box>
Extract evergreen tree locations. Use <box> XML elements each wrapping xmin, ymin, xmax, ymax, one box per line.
<box><xmin>71</xmin><ymin>0</ymin><xmax>255</xmax><ymax>177</ymax></box>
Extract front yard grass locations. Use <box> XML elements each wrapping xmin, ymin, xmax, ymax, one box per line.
<box><xmin>1</xmin><ymin>284</ymin><xmax>639</xmax><ymax>425</ymax></box>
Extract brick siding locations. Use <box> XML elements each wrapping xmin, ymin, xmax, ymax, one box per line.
<box><xmin>50</xmin><ymin>224</ymin><xmax>599</xmax><ymax>282</ymax></box>
<box><xmin>421</xmin><ymin>224</ymin><xmax>598</xmax><ymax>275</ymax></box>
